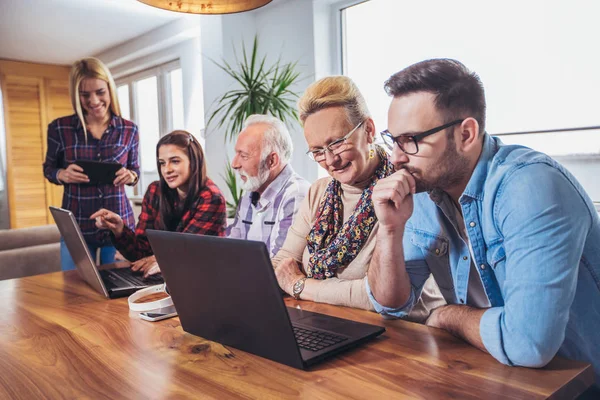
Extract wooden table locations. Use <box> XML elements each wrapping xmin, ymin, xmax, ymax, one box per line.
<box><xmin>0</xmin><ymin>271</ymin><xmax>594</xmax><ymax>399</ymax></box>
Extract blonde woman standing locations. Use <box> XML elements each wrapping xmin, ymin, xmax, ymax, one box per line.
<box><xmin>43</xmin><ymin>57</ymin><xmax>140</xmax><ymax>271</ymax></box>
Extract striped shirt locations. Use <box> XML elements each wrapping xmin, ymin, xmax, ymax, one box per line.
<box><xmin>43</xmin><ymin>114</ymin><xmax>139</xmax><ymax>246</ymax></box>
<box><xmin>227</xmin><ymin>165</ymin><xmax>309</xmax><ymax>258</ymax></box>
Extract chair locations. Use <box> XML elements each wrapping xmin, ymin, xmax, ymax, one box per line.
<box><xmin>0</xmin><ymin>225</ymin><xmax>61</xmax><ymax>281</ymax></box>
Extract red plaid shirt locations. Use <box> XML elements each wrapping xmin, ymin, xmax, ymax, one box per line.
<box><xmin>43</xmin><ymin>114</ymin><xmax>140</xmax><ymax>246</ymax></box>
<box><xmin>113</xmin><ymin>179</ymin><xmax>227</xmax><ymax>261</ymax></box>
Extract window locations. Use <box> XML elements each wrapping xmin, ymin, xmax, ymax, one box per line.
<box><xmin>117</xmin><ymin>85</ymin><xmax>130</xmax><ymax>120</ymax></box>
<box><xmin>341</xmin><ymin>0</ymin><xmax>600</xmax><ymax>200</ymax></box>
<box><xmin>116</xmin><ymin>60</ymin><xmax>184</xmax><ymax>199</ymax></box>
<box><xmin>169</xmin><ymin>68</ymin><xmax>184</xmax><ymax>131</ymax></box>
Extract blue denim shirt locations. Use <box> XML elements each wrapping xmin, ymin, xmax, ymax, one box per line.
<box><xmin>367</xmin><ymin>134</ymin><xmax>600</xmax><ymax>385</ymax></box>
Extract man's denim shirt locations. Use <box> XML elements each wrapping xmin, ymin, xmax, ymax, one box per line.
<box><xmin>367</xmin><ymin>134</ymin><xmax>600</xmax><ymax>384</ymax></box>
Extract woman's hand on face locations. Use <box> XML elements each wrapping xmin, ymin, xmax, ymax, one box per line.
<box><xmin>372</xmin><ymin>169</ymin><xmax>416</xmax><ymax>233</ymax></box>
<box><xmin>131</xmin><ymin>255</ymin><xmax>160</xmax><ymax>278</ymax></box>
<box><xmin>275</xmin><ymin>258</ymin><xmax>306</xmax><ymax>296</ymax></box>
<box><xmin>113</xmin><ymin>168</ymin><xmax>136</xmax><ymax>186</ymax></box>
<box><xmin>58</xmin><ymin>164</ymin><xmax>89</xmax><ymax>184</ymax></box>
<box><xmin>90</xmin><ymin>208</ymin><xmax>124</xmax><ymax>238</ymax></box>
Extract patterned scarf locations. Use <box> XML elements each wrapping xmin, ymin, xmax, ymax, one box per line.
<box><xmin>306</xmin><ymin>146</ymin><xmax>394</xmax><ymax>279</ymax></box>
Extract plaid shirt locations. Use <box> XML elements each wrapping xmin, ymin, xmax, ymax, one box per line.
<box><xmin>227</xmin><ymin>165</ymin><xmax>309</xmax><ymax>258</ymax></box>
<box><xmin>114</xmin><ymin>179</ymin><xmax>227</xmax><ymax>261</ymax></box>
<box><xmin>43</xmin><ymin>114</ymin><xmax>140</xmax><ymax>246</ymax></box>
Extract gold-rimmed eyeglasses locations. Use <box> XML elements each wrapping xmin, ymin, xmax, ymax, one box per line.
<box><xmin>306</xmin><ymin>120</ymin><xmax>365</xmax><ymax>162</ymax></box>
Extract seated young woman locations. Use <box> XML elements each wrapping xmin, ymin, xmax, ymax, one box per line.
<box><xmin>272</xmin><ymin>76</ymin><xmax>445</xmax><ymax>322</ymax></box>
<box><xmin>91</xmin><ymin>130</ymin><xmax>227</xmax><ymax>277</ymax></box>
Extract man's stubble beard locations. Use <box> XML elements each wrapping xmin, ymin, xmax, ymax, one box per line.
<box><xmin>404</xmin><ymin>136</ymin><xmax>470</xmax><ymax>194</ymax></box>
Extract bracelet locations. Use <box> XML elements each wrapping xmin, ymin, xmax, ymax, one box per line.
<box><xmin>128</xmin><ymin>170</ymin><xmax>139</xmax><ymax>186</ymax></box>
<box><xmin>56</xmin><ymin>169</ymin><xmax>65</xmax><ymax>184</ymax></box>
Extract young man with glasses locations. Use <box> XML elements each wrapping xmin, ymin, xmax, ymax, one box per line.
<box><xmin>367</xmin><ymin>58</ymin><xmax>600</xmax><ymax>391</ymax></box>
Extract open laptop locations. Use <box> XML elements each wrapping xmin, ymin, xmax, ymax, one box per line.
<box><xmin>50</xmin><ymin>206</ymin><xmax>163</xmax><ymax>298</ymax></box>
<box><xmin>146</xmin><ymin>230</ymin><xmax>385</xmax><ymax>370</ymax></box>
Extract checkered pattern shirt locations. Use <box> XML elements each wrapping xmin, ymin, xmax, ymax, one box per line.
<box><xmin>227</xmin><ymin>165</ymin><xmax>309</xmax><ymax>258</ymax></box>
<box><xmin>43</xmin><ymin>114</ymin><xmax>140</xmax><ymax>246</ymax></box>
<box><xmin>114</xmin><ymin>179</ymin><xmax>227</xmax><ymax>261</ymax></box>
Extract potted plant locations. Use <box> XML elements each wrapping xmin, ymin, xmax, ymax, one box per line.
<box><xmin>207</xmin><ymin>35</ymin><xmax>303</xmax><ymax>216</ymax></box>
<box><xmin>221</xmin><ymin>161</ymin><xmax>243</xmax><ymax>218</ymax></box>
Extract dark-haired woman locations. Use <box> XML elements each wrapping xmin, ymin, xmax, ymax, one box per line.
<box><xmin>91</xmin><ymin>130</ymin><xmax>226</xmax><ymax>277</ymax></box>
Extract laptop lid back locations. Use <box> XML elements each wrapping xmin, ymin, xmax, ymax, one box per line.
<box><xmin>147</xmin><ymin>230</ymin><xmax>305</xmax><ymax>369</ymax></box>
<box><xmin>49</xmin><ymin>206</ymin><xmax>109</xmax><ymax>297</ymax></box>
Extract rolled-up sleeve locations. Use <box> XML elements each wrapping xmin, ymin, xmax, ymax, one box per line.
<box><xmin>366</xmin><ymin>278</ymin><xmax>416</xmax><ymax>317</ymax></box>
<box><xmin>479</xmin><ymin>163</ymin><xmax>591</xmax><ymax>367</ymax></box>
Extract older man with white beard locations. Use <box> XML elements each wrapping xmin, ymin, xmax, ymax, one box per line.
<box><xmin>227</xmin><ymin>114</ymin><xmax>309</xmax><ymax>258</ymax></box>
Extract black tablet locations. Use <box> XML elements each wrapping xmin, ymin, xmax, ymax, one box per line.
<box><xmin>75</xmin><ymin>160</ymin><xmax>122</xmax><ymax>185</ymax></box>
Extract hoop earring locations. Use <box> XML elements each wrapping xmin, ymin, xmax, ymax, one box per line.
<box><xmin>369</xmin><ymin>147</ymin><xmax>375</xmax><ymax>159</ymax></box>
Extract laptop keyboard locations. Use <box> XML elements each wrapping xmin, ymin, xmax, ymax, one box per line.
<box><xmin>292</xmin><ymin>326</ymin><xmax>347</xmax><ymax>352</ymax></box>
<box><xmin>103</xmin><ymin>268</ymin><xmax>164</xmax><ymax>287</ymax></box>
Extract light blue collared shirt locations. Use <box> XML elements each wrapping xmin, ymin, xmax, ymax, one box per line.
<box><xmin>367</xmin><ymin>134</ymin><xmax>600</xmax><ymax>386</ymax></box>
<box><xmin>227</xmin><ymin>164</ymin><xmax>309</xmax><ymax>258</ymax></box>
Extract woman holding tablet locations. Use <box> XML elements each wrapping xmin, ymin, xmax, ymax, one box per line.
<box><xmin>92</xmin><ymin>130</ymin><xmax>227</xmax><ymax>278</ymax></box>
<box><xmin>43</xmin><ymin>57</ymin><xmax>140</xmax><ymax>271</ymax></box>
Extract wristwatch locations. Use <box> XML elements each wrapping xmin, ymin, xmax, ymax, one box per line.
<box><xmin>128</xmin><ymin>170</ymin><xmax>139</xmax><ymax>186</ymax></box>
<box><xmin>292</xmin><ymin>277</ymin><xmax>307</xmax><ymax>300</ymax></box>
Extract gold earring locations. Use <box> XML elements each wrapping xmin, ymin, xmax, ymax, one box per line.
<box><xmin>369</xmin><ymin>147</ymin><xmax>375</xmax><ymax>159</ymax></box>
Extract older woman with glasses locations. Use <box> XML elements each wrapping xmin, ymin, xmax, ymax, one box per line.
<box><xmin>272</xmin><ymin>76</ymin><xmax>444</xmax><ymax>322</ymax></box>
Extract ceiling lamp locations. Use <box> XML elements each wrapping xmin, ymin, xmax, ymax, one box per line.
<box><xmin>137</xmin><ymin>0</ymin><xmax>273</xmax><ymax>15</ymax></box>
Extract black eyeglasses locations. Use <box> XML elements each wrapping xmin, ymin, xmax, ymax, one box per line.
<box><xmin>380</xmin><ymin>119</ymin><xmax>464</xmax><ymax>155</ymax></box>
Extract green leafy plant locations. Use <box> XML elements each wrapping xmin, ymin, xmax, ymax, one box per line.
<box><xmin>208</xmin><ymin>35</ymin><xmax>303</xmax><ymax>215</ymax></box>
<box><xmin>221</xmin><ymin>161</ymin><xmax>243</xmax><ymax>218</ymax></box>
<box><xmin>207</xmin><ymin>35</ymin><xmax>302</xmax><ymax>143</ymax></box>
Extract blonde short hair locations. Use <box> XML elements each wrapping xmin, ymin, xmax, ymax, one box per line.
<box><xmin>69</xmin><ymin>57</ymin><xmax>121</xmax><ymax>138</ymax></box>
<box><xmin>297</xmin><ymin>76</ymin><xmax>371</xmax><ymax>127</ymax></box>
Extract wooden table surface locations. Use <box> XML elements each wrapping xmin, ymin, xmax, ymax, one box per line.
<box><xmin>0</xmin><ymin>271</ymin><xmax>594</xmax><ymax>399</ymax></box>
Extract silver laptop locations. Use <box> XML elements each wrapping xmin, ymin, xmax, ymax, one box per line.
<box><xmin>49</xmin><ymin>206</ymin><xmax>163</xmax><ymax>298</ymax></box>
<box><xmin>147</xmin><ymin>230</ymin><xmax>385</xmax><ymax>369</ymax></box>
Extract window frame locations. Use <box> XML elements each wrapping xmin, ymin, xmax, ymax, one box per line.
<box><xmin>115</xmin><ymin>60</ymin><xmax>182</xmax><ymax>200</ymax></box>
<box><xmin>338</xmin><ymin>0</ymin><xmax>600</xmax><ymax>201</ymax></box>
<box><xmin>337</xmin><ymin>0</ymin><xmax>368</xmax><ymax>75</ymax></box>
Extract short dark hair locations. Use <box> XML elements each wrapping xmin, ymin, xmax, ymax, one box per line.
<box><xmin>384</xmin><ymin>59</ymin><xmax>486</xmax><ymax>134</ymax></box>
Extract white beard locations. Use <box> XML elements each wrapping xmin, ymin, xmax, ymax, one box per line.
<box><xmin>239</xmin><ymin>163</ymin><xmax>270</xmax><ymax>192</ymax></box>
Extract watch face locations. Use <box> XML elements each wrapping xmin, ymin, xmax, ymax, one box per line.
<box><xmin>293</xmin><ymin>278</ymin><xmax>305</xmax><ymax>296</ymax></box>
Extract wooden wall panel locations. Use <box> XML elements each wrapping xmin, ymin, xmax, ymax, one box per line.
<box><xmin>0</xmin><ymin>59</ymin><xmax>70</xmax><ymax>228</ymax></box>
<box><xmin>0</xmin><ymin>60</ymin><xmax>70</xmax><ymax>80</ymax></box>
<box><xmin>4</xmin><ymin>76</ymin><xmax>48</xmax><ymax>227</ymax></box>
<box><xmin>45</xmin><ymin>79</ymin><xmax>71</xmax><ymax>214</ymax></box>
